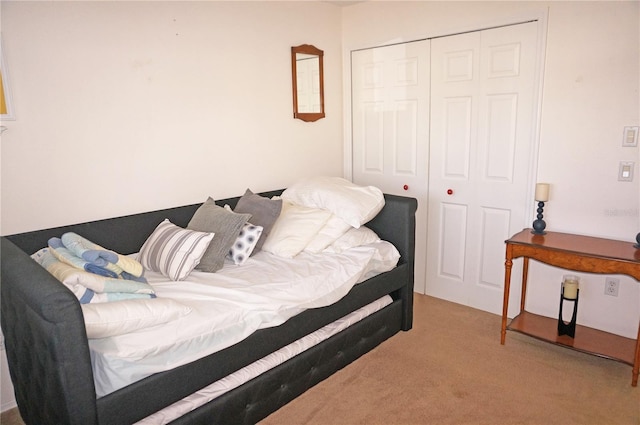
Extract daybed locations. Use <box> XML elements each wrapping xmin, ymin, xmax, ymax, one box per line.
<box><xmin>1</xmin><ymin>184</ymin><xmax>417</xmax><ymax>425</ymax></box>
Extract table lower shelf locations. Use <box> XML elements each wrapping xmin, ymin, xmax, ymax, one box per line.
<box><xmin>507</xmin><ymin>311</ymin><xmax>636</xmax><ymax>366</ymax></box>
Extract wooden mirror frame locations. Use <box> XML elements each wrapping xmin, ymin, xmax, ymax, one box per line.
<box><xmin>291</xmin><ymin>44</ymin><xmax>325</xmax><ymax>122</ymax></box>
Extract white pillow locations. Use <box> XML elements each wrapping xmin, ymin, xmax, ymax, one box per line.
<box><xmin>304</xmin><ymin>214</ymin><xmax>352</xmax><ymax>253</ymax></box>
<box><xmin>228</xmin><ymin>222</ymin><xmax>263</xmax><ymax>265</ymax></box>
<box><xmin>138</xmin><ymin>219</ymin><xmax>214</xmax><ymax>281</ymax></box>
<box><xmin>262</xmin><ymin>200</ymin><xmax>331</xmax><ymax>258</ymax></box>
<box><xmin>282</xmin><ymin>176</ymin><xmax>385</xmax><ymax>228</ymax></box>
<box><xmin>324</xmin><ymin>226</ymin><xmax>381</xmax><ymax>253</ymax></box>
<box><xmin>81</xmin><ymin>298</ymin><xmax>192</xmax><ymax>338</ymax></box>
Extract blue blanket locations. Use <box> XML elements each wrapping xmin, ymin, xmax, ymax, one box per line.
<box><xmin>33</xmin><ymin>249</ymin><xmax>155</xmax><ymax>304</ymax></box>
<box><xmin>48</xmin><ymin>238</ymin><xmax>119</xmax><ymax>278</ymax></box>
<box><xmin>60</xmin><ymin>232</ymin><xmax>145</xmax><ymax>278</ymax></box>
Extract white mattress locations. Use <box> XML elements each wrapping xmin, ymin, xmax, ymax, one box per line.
<box><xmin>136</xmin><ymin>295</ymin><xmax>393</xmax><ymax>425</ymax></box>
<box><xmin>90</xmin><ymin>241</ymin><xmax>400</xmax><ymax>397</ymax></box>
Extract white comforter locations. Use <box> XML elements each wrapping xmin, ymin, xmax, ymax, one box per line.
<box><xmin>90</xmin><ymin>241</ymin><xmax>399</xmax><ymax>397</ymax></box>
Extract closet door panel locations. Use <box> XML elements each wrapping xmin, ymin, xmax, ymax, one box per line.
<box><xmin>351</xmin><ymin>22</ymin><xmax>540</xmax><ymax>309</ymax></box>
<box><xmin>352</xmin><ymin>41</ymin><xmax>430</xmax><ymax>294</ymax></box>
<box><xmin>427</xmin><ymin>22</ymin><xmax>539</xmax><ymax>314</ymax></box>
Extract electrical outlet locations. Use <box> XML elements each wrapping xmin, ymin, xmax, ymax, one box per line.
<box><xmin>618</xmin><ymin>162</ymin><xmax>635</xmax><ymax>182</ymax></box>
<box><xmin>604</xmin><ymin>277</ymin><xmax>619</xmax><ymax>297</ymax></box>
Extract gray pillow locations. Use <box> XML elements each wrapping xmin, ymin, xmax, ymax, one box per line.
<box><xmin>187</xmin><ymin>198</ymin><xmax>251</xmax><ymax>272</ymax></box>
<box><xmin>234</xmin><ymin>189</ymin><xmax>283</xmax><ymax>254</ymax></box>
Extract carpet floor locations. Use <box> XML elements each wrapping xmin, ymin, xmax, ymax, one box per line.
<box><xmin>260</xmin><ymin>294</ymin><xmax>639</xmax><ymax>425</ymax></box>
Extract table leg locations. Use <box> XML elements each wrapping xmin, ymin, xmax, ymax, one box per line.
<box><xmin>501</xmin><ymin>246</ymin><xmax>513</xmax><ymax>345</ymax></box>
<box><xmin>520</xmin><ymin>257</ymin><xmax>529</xmax><ymax>313</ymax></box>
<box><xmin>633</xmin><ymin>320</ymin><xmax>640</xmax><ymax>386</ymax></box>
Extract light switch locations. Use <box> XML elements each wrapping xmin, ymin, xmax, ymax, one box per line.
<box><xmin>623</xmin><ymin>126</ymin><xmax>638</xmax><ymax>147</ymax></box>
<box><xmin>618</xmin><ymin>161</ymin><xmax>635</xmax><ymax>182</ymax></box>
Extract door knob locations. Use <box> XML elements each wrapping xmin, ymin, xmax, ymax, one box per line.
<box><xmin>447</xmin><ymin>189</ymin><xmax>453</xmax><ymax>195</ymax></box>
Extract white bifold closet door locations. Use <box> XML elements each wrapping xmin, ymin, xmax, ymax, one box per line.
<box><xmin>351</xmin><ymin>40</ymin><xmax>431</xmax><ymax>294</ymax></box>
<box><xmin>352</xmin><ymin>22</ymin><xmax>539</xmax><ymax>314</ymax></box>
<box><xmin>428</xmin><ymin>22</ymin><xmax>538</xmax><ymax>314</ymax></box>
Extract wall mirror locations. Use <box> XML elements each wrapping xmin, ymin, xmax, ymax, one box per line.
<box><xmin>291</xmin><ymin>44</ymin><xmax>325</xmax><ymax>122</ymax></box>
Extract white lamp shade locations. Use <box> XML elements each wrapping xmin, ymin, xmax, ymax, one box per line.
<box><xmin>535</xmin><ymin>183</ymin><xmax>549</xmax><ymax>202</ymax></box>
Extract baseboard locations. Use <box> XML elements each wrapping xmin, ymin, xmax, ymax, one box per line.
<box><xmin>1</xmin><ymin>347</ymin><xmax>17</xmax><ymax>412</ymax></box>
<box><xmin>1</xmin><ymin>401</ymin><xmax>18</xmax><ymax>413</ymax></box>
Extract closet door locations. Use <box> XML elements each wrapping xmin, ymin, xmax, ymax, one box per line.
<box><xmin>426</xmin><ymin>22</ymin><xmax>538</xmax><ymax>314</ymax></box>
<box><xmin>351</xmin><ymin>40</ymin><xmax>430</xmax><ymax>294</ymax></box>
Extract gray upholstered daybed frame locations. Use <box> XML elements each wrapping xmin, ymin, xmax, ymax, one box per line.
<box><xmin>1</xmin><ymin>190</ymin><xmax>417</xmax><ymax>425</ymax></box>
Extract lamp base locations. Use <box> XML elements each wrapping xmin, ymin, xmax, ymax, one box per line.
<box><xmin>531</xmin><ymin>201</ymin><xmax>547</xmax><ymax>235</ymax></box>
<box><xmin>531</xmin><ymin>219</ymin><xmax>547</xmax><ymax>235</ymax></box>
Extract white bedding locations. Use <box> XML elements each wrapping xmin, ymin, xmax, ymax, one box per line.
<box><xmin>90</xmin><ymin>241</ymin><xmax>400</xmax><ymax>397</ymax></box>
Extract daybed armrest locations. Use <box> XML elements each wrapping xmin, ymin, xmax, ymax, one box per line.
<box><xmin>366</xmin><ymin>193</ymin><xmax>417</xmax><ymax>330</ymax></box>
<box><xmin>1</xmin><ymin>238</ymin><xmax>99</xmax><ymax>425</ymax></box>
<box><xmin>366</xmin><ymin>193</ymin><xmax>417</xmax><ymax>266</ymax></box>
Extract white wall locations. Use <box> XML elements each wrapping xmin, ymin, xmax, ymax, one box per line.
<box><xmin>0</xmin><ymin>1</ymin><xmax>344</xmax><ymax>235</ymax></box>
<box><xmin>342</xmin><ymin>1</ymin><xmax>640</xmax><ymax>338</ymax></box>
<box><xmin>526</xmin><ymin>1</ymin><xmax>639</xmax><ymax>340</ymax></box>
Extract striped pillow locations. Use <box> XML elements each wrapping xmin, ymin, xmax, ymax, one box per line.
<box><xmin>138</xmin><ymin>219</ymin><xmax>214</xmax><ymax>281</ymax></box>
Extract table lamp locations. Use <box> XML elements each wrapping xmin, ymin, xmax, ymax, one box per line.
<box><xmin>531</xmin><ymin>183</ymin><xmax>549</xmax><ymax>235</ymax></box>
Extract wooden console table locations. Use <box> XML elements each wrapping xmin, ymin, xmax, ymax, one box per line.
<box><xmin>501</xmin><ymin>229</ymin><xmax>640</xmax><ymax>386</ymax></box>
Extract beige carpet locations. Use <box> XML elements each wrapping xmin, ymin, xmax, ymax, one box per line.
<box><xmin>2</xmin><ymin>294</ymin><xmax>638</xmax><ymax>424</ymax></box>
<box><xmin>261</xmin><ymin>294</ymin><xmax>639</xmax><ymax>425</ymax></box>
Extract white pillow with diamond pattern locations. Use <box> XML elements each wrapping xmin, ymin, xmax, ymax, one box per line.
<box><xmin>228</xmin><ymin>223</ymin><xmax>263</xmax><ymax>265</ymax></box>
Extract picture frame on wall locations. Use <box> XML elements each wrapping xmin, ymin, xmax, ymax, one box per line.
<box><xmin>1</xmin><ymin>34</ymin><xmax>15</xmax><ymax>121</ymax></box>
